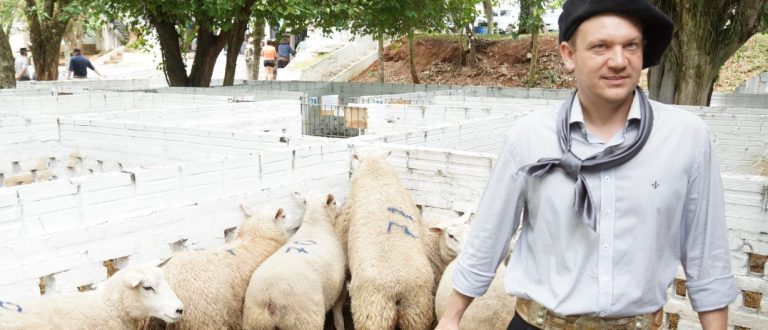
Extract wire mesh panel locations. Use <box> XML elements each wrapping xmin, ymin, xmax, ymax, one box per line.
<box><xmin>301</xmin><ymin>100</ymin><xmax>367</xmax><ymax>138</ymax></box>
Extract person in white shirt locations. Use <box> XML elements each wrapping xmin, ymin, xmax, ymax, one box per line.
<box><xmin>14</xmin><ymin>48</ymin><xmax>30</xmax><ymax>81</ymax></box>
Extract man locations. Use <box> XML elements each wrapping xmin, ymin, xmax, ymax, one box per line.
<box><xmin>436</xmin><ymin>1</ymin><xmax>737</xmax><ymax>329</ymax></box>
<box><xmin>276</xmin><ymin>36</ymin><xmax>295</xmax><ymax>69</ymax></box>
<box><xmin>14</xmin><ymin>48</ymin><xmax>30</xmax><ymax>81</ymax></box>
<box><xmin>68</xmin><ymin>48</ymin><xmax>103</xmax><ymax>79</ymax></box>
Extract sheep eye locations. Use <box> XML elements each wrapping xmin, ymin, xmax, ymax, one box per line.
<box><xmin>448</xmin><ymin>233</ymin><xmax>456</xmax><ymax>240</ymax></box>
<box><xmin>142</xmin><ymin>286</ymin><xmax>155</xmax><ymax>292</ymax></box>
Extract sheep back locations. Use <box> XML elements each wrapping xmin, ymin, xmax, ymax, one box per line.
<box><xmin>159</xmin><ymin>215</ymin><xmax>287</xmax><ymax>330</ymax></box>
<box><xmin>345</xmin><ymin>154</ymin><xmax>434</xmax><ymax>330</ymax></box>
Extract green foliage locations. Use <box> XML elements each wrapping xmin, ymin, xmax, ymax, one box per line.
<box><xmin>317</xmin><ymin>0</ymin><xmax>457</xmax><ymax>39</ymax></box>
<box><xmin>547</xmin><ymin>0</ymin><xmax>564</xmax><ymax>10</ymax></box>
<box><xmin>0</xmin><ymin>0</ymin><xmax>23</xmax><ymax>32</ymax></box>
<box><xmin>445</xmin><ymin>0</ymin><xmax>481</xmax><ymax>32</ymax></box>
<box><xmin>519</xmin><ymin>0</ymin><xmax>545</xmax><ymax>34</ymax></box>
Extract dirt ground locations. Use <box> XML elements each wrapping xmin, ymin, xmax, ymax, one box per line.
<box><xmin>353</xmin><ymin>34</ymin><xmax>768</xmax><ymax>93</ymax></box>
<box><xmin>352</xmin><ymin>35</ymin><xmax>576</xmax><ymax>89</ymax></box>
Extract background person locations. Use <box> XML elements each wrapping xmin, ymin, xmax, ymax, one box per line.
<box><xmin>14</xmin><ymin>48</ymin><xmax>30</xmax><ymax>81</ymax></box>
<box><xmin>276</xmin><ymin>36</ymin><xmax>295</xmax><ymax>69</ymax></box>
<box><xmin>261</xmin><ymin>40</ymin><xmax>277</xmax><ymax>80</ymax></box>
<box><xmin>68</xmin><ymin>48</ymin><xmax>104</xmax><ymax>79</ymax></box>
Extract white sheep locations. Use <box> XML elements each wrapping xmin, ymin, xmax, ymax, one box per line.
<box><xmin>144</xmin><ymin>205</ymin><xmax>289</xmax><ymax>330</ymax></box>
<box><xmin>435</xmin><ymin>261</ymin><xmax>515</xmax><ymax>330</ymax></box>
<box><xmin>0</xmin><ymin>264</ymin><xmax>183</xmax><ymax>330</ymax></box>
<box><xmin>338</xmin><ymin>151</ymin><xmax>470</xmax><ymax>330</ymax></box>
<box><xmin>242</xmin><ymin>192</ymin><xmax>346</xmax><ymax>330</ymax></box>
<box><xmin>423</xmin><ymin>213</ymin><xmax>471</xmax><ymax>291</ymax></box>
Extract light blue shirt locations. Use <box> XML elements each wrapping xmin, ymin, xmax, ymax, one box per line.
<box><xmin>453</xmin><ymin>92</ymin><xmax>738</xmax><ymax>317</ymax></box>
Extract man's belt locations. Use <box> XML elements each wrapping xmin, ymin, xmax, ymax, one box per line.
<box><xmin>515</xmin><ymin>297</ymin><xmax>664</xmax><ymax>330</ymax></box>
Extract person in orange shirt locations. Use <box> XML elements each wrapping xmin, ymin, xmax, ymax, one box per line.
<box><xmin>261</xmin><ymin>40</ymin><xmax>277</xmax><ymax>80</ymax></box>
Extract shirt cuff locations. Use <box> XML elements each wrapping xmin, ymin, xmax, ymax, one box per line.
<box><xmin>451</xmin><ymin>259</ymin><xmax>497</xmax><ymax>298</ymax></box>
<box><xmin>686</xmin><ymin>274</ymin><xmax>738</xmax><ymax>312</ymax></box>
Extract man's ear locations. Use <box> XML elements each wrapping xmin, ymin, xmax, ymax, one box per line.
<box><xmin>559</xmin><ymin>41</ymin><xmax>576</xmax><ymax>72</ymax></box>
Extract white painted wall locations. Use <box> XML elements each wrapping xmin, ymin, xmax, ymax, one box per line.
<box><xmin>0</xmin><ymin>87</ymin><xmax>765</xmax><ymax>329</ymax></box>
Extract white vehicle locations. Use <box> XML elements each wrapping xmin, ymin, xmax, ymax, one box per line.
<box><xmin>542</xmin><ymin>8</ymin><xmax>563</xmax><ymax>32</ymax></box>
<box><xmin>475</xmin><ymin>2</ymin><xmax>521</xmax><ymax>34</ymax></box>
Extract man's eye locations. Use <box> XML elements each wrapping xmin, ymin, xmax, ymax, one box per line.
<box><xmin>626</xmin><ymin>43</ymin><xmax>639</xmax><ymax>50</ymax></box>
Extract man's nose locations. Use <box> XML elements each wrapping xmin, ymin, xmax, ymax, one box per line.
<box><xmin>607</xmin><ymin>47</ymin><xmax>628</xmax><ymax>68</ymax></box>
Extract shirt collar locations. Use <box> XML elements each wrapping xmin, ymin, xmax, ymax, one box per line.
<box><xmin>569</xmin><ymin>91</ymin><xmax>642</xmax><ymax>126</ymax></box>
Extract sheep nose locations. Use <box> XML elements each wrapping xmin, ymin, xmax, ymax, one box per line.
<box><xmin>176</xmin><ymin>308</ymin><xmax>184</xmax><ymax>315</ymax></box>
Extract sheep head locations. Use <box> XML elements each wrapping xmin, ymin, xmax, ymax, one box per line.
<box><xmin>298</xmin><ymin>192</ymin><xmax>339</xmax><ymax>225</ymax></box>
<box><xmin>428</xmin><ymin>213</ymin><xmax>471</xmax><ymax>261</ymax></box>
<box><xmin>120</xmin><ymin>266</ymin><xmax>184</xmax><ymax>323</ymax></box>
<box><xmin>239</xmin><ymin>205</ymin><xmax>290</xmax><ymax>243</ymax></box>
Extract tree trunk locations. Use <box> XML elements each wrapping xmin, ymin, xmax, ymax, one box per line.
<box><xmin>482</xmin><ymin>0</ymin><xmax>494</xmax><ymax>35</ymax></box>
<box><xmin>463</xmin><ymin>26</ymin><xmax>477</xmax><ymax>67</ymax></box>
<box><xmin>527</xmin><ymin>29</ymin><xmax>540</xmax><ymax>87</ymax></box>
<box><xmin>249</xmin><ymin>19</ymin><xmax>264</xmax><ymax>81</ymax></box>
<box><xmin>188</xmin><ymin>26</ymin><xmax>230</xmax><ymax>87</ymax></box>
<box><xmin>0</xmin><ymin>28</ymin><xmax>16</xmax><ymax>88</ymax></box>
<box><xmin>149</xmin><ymin>13</ymin><xmax>189</xmax><ymax>86</ymax></box>
<box><xmin>648</xmin><ymin>0</ymin><xmax>768</xmax><ymax>106</ymax></box>
<box><xmin>62</xmin><ymin>15</ymin><xmax>85</xmax><ymax>66</ymax></box>
<box><xmin>408</xmin><ymin>31</ymin><xmax>419</xmax><ymax>84</ymax></box>
<box><xmin>24</xmin><ymin>0</ymin><xmax>71</xmax><ymax>81</ymax></box>
<box><xmin>456</xmin><ymin>28</ymin><xmax>466</xmax><ymax>66</ymax></box>
<box><xmin>377</xmin><ymin>36</ymin><xmax>385</xmax><ymax>83</ymax></box>
<box><xmin>224</xmin><ymin>18</ymin><xmax>248</xmax><ymax>86</ymax></box>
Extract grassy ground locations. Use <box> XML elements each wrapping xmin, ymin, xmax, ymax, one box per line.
<box><xmin>715</xmin><ymin>33</ymin><xmax>768</xmax><ymax>92</ymax></box>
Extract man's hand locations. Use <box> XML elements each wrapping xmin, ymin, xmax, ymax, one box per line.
<box><xmin>435</xmin><ymin>290</ymin><xmax>474</xmax><ymax>330</ymax></box>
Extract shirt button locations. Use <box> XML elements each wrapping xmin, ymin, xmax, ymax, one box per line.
<box><xmin>603</xmin><ymin>209</ymin><xmax>611</xmax><ymax>215</ymax></box>
<box><xmin>603</xmin><ymin>244</ymin><xmax>609</xmax><ymax>249</ymax></box>
<box><xmin>604</xmin><ymin>176</ymin><xmax>610</xmax><ymax>182</ymax></box>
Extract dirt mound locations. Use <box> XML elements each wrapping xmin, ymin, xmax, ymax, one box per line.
<box><xmin>353</xmin><ymin>35</ymin><xmax>576</xmax><ymax>89</ymax></box>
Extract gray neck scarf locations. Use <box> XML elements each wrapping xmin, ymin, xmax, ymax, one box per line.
<box><xmin>521</xmin><ymin>87</ymin><xmax>654</xmax><ymax>231</ymax></box>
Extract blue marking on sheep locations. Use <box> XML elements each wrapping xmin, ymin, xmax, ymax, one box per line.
<box><xmin>0</xmin><ymin>300</ymin><xmax>22</xmax><ymax>313</ymax></box>
<box><xmin>293</xmin><ymin>240</ymin><xmax>317</xmax><ymax>245</ymax></box>
<box><xmin>286</xmin><ymin>247</ymin><xmax>309</xmax><ymax>254</ymax></box>
<box><xmin>387</xmin><ymin>221</ymin><xmax>417</xmax><ymax>238</ymax></box>
<box><xmin>387</xmin><ymin>207</ymin><xmax>414</xmax><ymax>222</ymax></box>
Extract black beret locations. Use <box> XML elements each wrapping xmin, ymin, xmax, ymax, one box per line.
<box><xmin>558</xmin><ymin>0</ymin><xmax>674</xmax><ymax>68</ymax></box>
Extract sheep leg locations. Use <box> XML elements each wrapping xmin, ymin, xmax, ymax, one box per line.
<box><xmin>350</xmin><ymin>289</ymin><xmax>396</xmax><ymax>330</ymax></box>
<box><xmin>332</xmin><ymin>287</ymin><xmax>346</xmax><ymax>330</ymax></box>
<box><xmin>396</xmin><ymin>293</ymin><xmax>434</xmax><ymax>330</ymax></box>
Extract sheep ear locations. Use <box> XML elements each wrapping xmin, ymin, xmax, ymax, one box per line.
<box><xmin>429</xmin><ymin>226</ymin><xmax>444</xmax><ymax>234</ymax></box>
<box><xmin>326</xmin><ymin>193</ymin><xmax>336</xmax><ymax>206</ymax></box>
<box><xmin>274</xmin><ymin>208</ymin><xmax>286</xmax><ymax>221</ymax></box>
<box><xmin>157</xmin><ymin>256</ymin><xmax>173</xmax><ymax>268</ymax></box>
<box><xmin>293</xmin><ymin>191</ymin><xmax>307</xmax><ymax>205</ymax></box>
<box><xmin>123</xmin><ymin>270</ymin><xmax>143</xmax><ymax>288</ymax></box>
<box><xmin>428</xmin><ymin>220</ymin><xmax>448</xmax><ymax>234</ymax></box>
<box><xmin>429</xmin><ymin>218</ymin><xmax>452</xmax><ymax>233</ymax></box>
<box><xmin>240</xmin><ymin>203</ymin><xmax>255</xmax><ymax>217</ymax></box>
